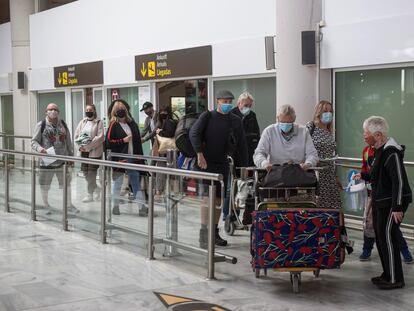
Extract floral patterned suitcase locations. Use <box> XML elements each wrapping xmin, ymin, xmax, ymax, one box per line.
<box><xmin>251</xmin><ymin>208</ymin><xmax>344</xmax><ymax>270</ymax></box>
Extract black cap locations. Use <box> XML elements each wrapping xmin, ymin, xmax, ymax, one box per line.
<box><xmin>140</xmin><ymin>101</ymin><xmax>153</xmax><ymax>111</ymax></box>
<box><xmin>215</xmin><ymin>90</ymin><xmax>234</xmax><ymax>100</ymax></box>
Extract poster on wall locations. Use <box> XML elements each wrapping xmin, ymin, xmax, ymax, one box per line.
<box><xmin>138</xmin><ymin>86</ymin><xmax>151</xmax><ymax>127</ymax></box>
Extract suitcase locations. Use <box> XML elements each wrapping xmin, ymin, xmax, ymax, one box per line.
<box><xmin>251</xmin><ymin>207</ymin><xmax>344</xmax><ymax>270</ymax></box>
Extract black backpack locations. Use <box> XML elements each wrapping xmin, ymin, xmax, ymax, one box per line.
<box><xmin>174</xmin><ymin>112</ymin><xmax>211</xmax><ymax>158</ymax></box>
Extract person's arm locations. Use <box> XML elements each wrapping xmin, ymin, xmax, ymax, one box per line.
<box><xmin>84</xmin><ymin>120</ymin><xmax>105</xmax><ymax>152</ymax></box>
<box><xmin>253</xmin><ymin>127</ymin><xmax>271</xmax><ymax>169</ymax></box>
<box><xmin>385</xmin><ymin>151</ymin><xmax>406</xmax><ymax>213</ymax></box>
<box><xmin>106</xmin><ymin>122</ymin><xmax>127</xmax><ymax>149</ymax></box>
<box><xmin>140</xmin><ymin>117</ymin><xmax>149</xmax><ymax>138</ymax></box>
<box><xmin>304</xmin><ymin>129</ymin><xmax>319</xmax><ymax>167</ymax></box>
<box><xmin>31</xmin><ymin>121</ymin><xmax>46</xmax><ymax>153</ymax></box>
<box><xmin>189</xmin><ymin>112</ymin><xmax>209</xmax><ymax>155</ymax></box>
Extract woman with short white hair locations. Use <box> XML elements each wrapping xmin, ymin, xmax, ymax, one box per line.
<box><xmin>253</xmin><ymin>104</ymin><xmax>318</xmax><ymax>171</ymax></box>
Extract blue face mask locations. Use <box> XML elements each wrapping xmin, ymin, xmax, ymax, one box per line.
<box><xmin>321</xmin><ymin>112</ymin><xmax>333</xmax><ymax>124</ymax></box>
<box><xmin>220</xmin><ymin>103</ymin><xmax>233</xmax><ymax>114</ymax></box>
<box><xmin>279</xmin><ymin>122</ymin><xmax>293</xmax><ymax>133</ymax></box>
<box><xmin>240</xmin><ymin>107</ymin><xmax>251</xmax><ymax>116</ymax></box>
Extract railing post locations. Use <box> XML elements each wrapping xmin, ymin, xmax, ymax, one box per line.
<box><xmin>164</xmin><ymin>149</ymin><xmax>179</xmax><ymax>256</ymax></box>
<box><xmin>62</xmin><ymin>162</ymin><xmax>68</xmax><ymax>231</ymax></box>
<box><xmin>107</xmin><ymin>150</ymin><xmax>112</xmax><ymax>223</ymax></box>
<box><xmin>4</xmin><ymin>154</ymin><xmax>10</xmax><ymax>213</ymax></box>
<box><xmin>207</xmin><ymin>183</ymin><xmax>216</xmax><ymax>280</ymax></box>
<box><xmin>147</xmin><ymin>175</ymin><xmax>155</xmax><ymax>259</ymax></box>
<box><xmin>22</xmin><ymin>140</ymin><xmax>25</xmax><ymax>171</ymax></box>
<box><xmin>100</xmin><ymin>166</ymin><xmax>107</xmax><ymax>243</ymax></box>
<box><xmin>31</xmin><ymin>156</ymin><xmax>36</xmax><ymax>221</ymax></box>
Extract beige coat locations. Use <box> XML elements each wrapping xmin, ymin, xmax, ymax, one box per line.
<box><xmin>74</xmin><ymin>118</ymin><xmax>104</xmax><ymax>158</ymax></box>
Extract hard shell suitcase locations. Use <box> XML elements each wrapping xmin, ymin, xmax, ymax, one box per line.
<box><xmin>251</xmin><ymin>207</ymin><xmax>344</xmax><ymax>270</ymax></box>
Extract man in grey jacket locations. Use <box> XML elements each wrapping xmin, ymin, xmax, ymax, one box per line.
<box><xmin>254</xmin><ymin>104</ymin><xmax>318</xmax><ymax>171</ymax></box>
<box><xmin>31</xmin><ymin>103</ymin><xmax>78</xmax><ymax>214</ymax></box>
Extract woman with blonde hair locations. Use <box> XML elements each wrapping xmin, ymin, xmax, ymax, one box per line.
<box><xmin>74</xmin><ymin>103</ymin><xmax>104</xmax><ymax>203</ymax></box>
<box><xmin>105</xmin><ymin>99</ymin><xmax>147</xmax><ymax>216</ymax></box>
<box><xmin>306</xmin><ymin>100</ymin><xmax>342</xmax><ymax>209</ymax></box>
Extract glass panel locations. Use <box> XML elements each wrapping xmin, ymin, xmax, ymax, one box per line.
<box><xmin>38</xmin><ymin>92</ymin><xmax>66</xmax><ymax>121</ymax></box>
<box><xmin>335</xmin><ymin>67</ymin><xmax>414</xmax><ymax>224</ymax></box>
<box><xmin>213</xmin><ymin>77</ymin><xmax>276</xmax><ymax>132</ymax></box>
<box><xmin>93</xmin><ymin>88</ymin><xmax>104</xmax><ymax>122</ymax></box>
<box><xmin>8</xmin><ymin>154</ymin><xmax>31</xmax><ymax>215</ymax></box>
<box><xmin>71</xmin><ymin>90</ymin><xmax>84</xmax><ymax>137</ymax></box>
<box><xmin>1</xmin><ymin>95</ymin><xmax>14</xmax><ymax>150</ymax></box>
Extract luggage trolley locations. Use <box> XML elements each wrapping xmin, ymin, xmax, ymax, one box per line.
<box><xmin>250</xmin><ymin>162</ymin><xmax>345</xmax><ymax>294</ymax></box>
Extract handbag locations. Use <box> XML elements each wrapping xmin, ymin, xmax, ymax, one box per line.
<box><xmin>262</xmin><ymin>163</ymin><xmax>317</xmax><ymax>188</ymax></box>
<box><xmin>156</xmin><ymin>134</ymin><xmax>176</xmax><ymax>154</ymax></box>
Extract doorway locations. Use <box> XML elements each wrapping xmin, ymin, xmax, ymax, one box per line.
<box><xmin>156</xmin><ymin>79</ymin><xmax>208</xmax><ymax>118</ymax></box>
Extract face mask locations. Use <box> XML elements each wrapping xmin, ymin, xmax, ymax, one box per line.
<box><xmin>321</xmin><ymin>112</ymin><xmax>333</xmax><ymax>124</ymax></box>
<box><xmin>220</xmin><ymin>103</ymin><xmax>233</xmax><ymax>114</ymax></box>
<box><xmin>47</xmin><ymin>110</ymin><xmax>59</xmax><ymax>119</ymax></box>
<box><xmin>116</xmin><ymin>109</ymin><xmax>126</xmax><ymax>118</ymax></box>
<box><xmin>240</xmin><ymin>107</ymin><xmax>251</xmax><ymax>116</ymax></box>
<box><xmin>85</xmin><ymin>111</ymin><xmax>94</xmax><ymax>119</ymax></box>
<box><xmin>145</xmin><ymin>110</ymin><xmax>153</xmax><ymax>117</ymax></box>
<box><xmin>279</xmin><ymin>122</ymin><xmax>293</xmax><ymax>133</ymax></box>
<box><xmin>159</xmin><ymin>113</ymin><xmax>168</xmax><ymax>120</ymax></box>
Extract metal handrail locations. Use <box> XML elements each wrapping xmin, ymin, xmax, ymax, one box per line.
<box><xmin>0</xmin><ymin>147</ymin><xmax>230</xmax><ymax>279</ymax></box>
<box><xmin>0</xmin><ymin>148</ymin><xmax>222</xmax><ymax>181</ymax></box>
<box><xmin>0</xmin><ymin>133</ymin><xmax>32</xmax><ymax>139</ymax></box>
<box><xmin>337</xmin><ymin>156</ymin><xmax>414</xmax><ymax>167</ymax></box>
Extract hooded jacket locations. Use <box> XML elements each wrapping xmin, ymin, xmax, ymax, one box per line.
<box><xmin>369</xmin><ymin>137</ymin><xmax>412</xmax><ymax>212</ymax></box>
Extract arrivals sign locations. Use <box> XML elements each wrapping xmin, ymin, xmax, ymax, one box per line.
<box><xmin>54</xmin><ymin>61</ymin><xmax>103</xmax><ymax>88</ymax></box>
<box><xmin>135</xmin><ymin>46</ymin><xmax>212</xmax><ymax>81</ymax></box>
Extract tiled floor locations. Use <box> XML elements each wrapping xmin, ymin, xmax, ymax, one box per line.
<box><xmin>1</xmin><ymin>168</ymin><xmax>414</xmax><ymax>310</ymax></box>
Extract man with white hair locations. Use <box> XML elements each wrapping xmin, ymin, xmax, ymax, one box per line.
<box><xmin>361</xmin><ymin>116</ymin><xmax>412</xmax><ymax>290</ymax></box>
<box><xmin>253</xmin><ymin>104</ymin><xmax>318</xmax><ymax>171</ymax></box>
<box><xmin>231</xmin><ymin>91</ymin><xmax>260</xmax><ymax>166</ymax></box>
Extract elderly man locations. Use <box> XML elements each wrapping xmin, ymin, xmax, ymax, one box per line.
<box><xmin>231</xmin><ymin>91</ymin><xmax>260</xmax><ymax>166</ymax></box>
<box><xmin>362</xmin><ymin>116</ymin><xmax>412</xmax><ymax>289</ymax></box>
<box><xmin>31</xmin><ymin>103</ymin><xmax>78</xmax><ymax>215</ymax></box>
<box><xmin>253</xmin><ymin>104</ymin><xmax>318</xmax><ymax>171</ymax></box>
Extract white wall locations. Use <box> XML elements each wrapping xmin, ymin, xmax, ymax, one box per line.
<box><xmin>0</xmin><ymin>23</ymin><xmax>12</xmax><ymax>75</ymax></box>
<box><xmin>30</xmin><ymin>0</ymin><xmax>276</xmax><ymax>69</ymax></box>
<box><xmin>321</xmin><ymin>0</ymin><xmax>414</xmax><ymax>69</ymax></box>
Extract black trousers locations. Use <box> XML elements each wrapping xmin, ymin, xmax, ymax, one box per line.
<box><xmin>372</xmin><ymin>206</ymin><xmax>404</xmax><ymax>283</ymax></box>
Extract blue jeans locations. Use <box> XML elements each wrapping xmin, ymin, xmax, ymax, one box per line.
<box><xmin>113</xmin><ymin>170</ymin><xmax>144</xmax><ymax>207</ymax></box>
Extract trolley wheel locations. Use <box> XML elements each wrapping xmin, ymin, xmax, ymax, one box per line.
<box><xmin>313</xmin><ymin>269</ymin><xmax>320</xmax><ymax>278</ymax></box>
<box><xmin>290</xmin><ymin>273</ymin><xmax>301</xmax><ymax>294</ymax></box>
<box><xmin>264</xmin><ymin>268</ymin><xmax>268</xmax><ymax>276</ymax></box>
<box><xmin>224</xmin><ymin>215</ymin><xmax>235</xmax><ymax>236</ymax></box>
<box><xmin>255</xmin><ymin>268</ymin><xmax>260</xmax><ymax>278</ymax></box>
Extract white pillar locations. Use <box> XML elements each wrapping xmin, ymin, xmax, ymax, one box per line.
<box><xmin>10</xmin><ymin>0</ymin><xmax>35</xmax><ymax>137</ymax></box>
<box><xmin>276</xmin><ymin>0</ymin><xmax>330</xmax><ymax>125</ymax></box>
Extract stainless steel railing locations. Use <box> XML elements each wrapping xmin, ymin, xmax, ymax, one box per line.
<box><xmin>0</xmin><ymin>147</ymin><xmax>233</xmax><ymax>279</ymax></box>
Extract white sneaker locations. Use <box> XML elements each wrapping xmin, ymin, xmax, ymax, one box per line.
<box><xmin>82</xmin><ymin>194</ymin><xmax>93</xmax><ymax>203</ymax></box>
<box><xmin>68</xmin><ymin>205</ymin><xmax>80</xmax><ymax>214</ymax></box>
<box><xmin>94</xmin><ymin>188</ymin><xmax>101</xmax><ymax>201</ymax></box>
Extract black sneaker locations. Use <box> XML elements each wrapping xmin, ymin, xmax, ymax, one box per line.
<box><xmin>112</xmin><ymin>205</ymin><xmax>120</xmax><ymax>215</ymax></box>
<box><xmin>215</xmin><ymin>228</ymin><xmax>228</xmax><ymax>247</ymax></box>
<box><xmin>376</xmin><ymin>279</ymin><xmax>405</xmax><ymax>290</ymax></box>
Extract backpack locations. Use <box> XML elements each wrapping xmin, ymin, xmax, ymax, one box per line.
<box><xmin>40</xmin><ymin>119</ymin><xmax>70</xmax><ymax>143</ymax></box>
<box><xmin>174</xmin><ymin>112</ymin><xmax>211</xmax><ymax>158</ymax></box>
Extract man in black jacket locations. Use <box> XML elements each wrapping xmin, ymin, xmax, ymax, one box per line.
<box><xmin>362</xmin><ymin>116</ymin><xmax>412</xmax><ymax>290</ymax></box>
<box><xmin>189</xmin><ymin>90</ymin><xmax>248</xmax><ymax>248</ymax></box>
<box><xmin>231</xmin><ymin>91</ymin><xmax>260</xmax><ymax>166</ymax></box>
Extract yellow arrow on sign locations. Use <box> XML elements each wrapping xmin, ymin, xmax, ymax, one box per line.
<box><xmin>57</xmin><ymin>73</ymin><xmax>62</xmax><ymax>85</ymax></box>
<box><xmin>141</xmin><ymin>63</ymin><xmax>147</xmax><ymax>77</ymax></box>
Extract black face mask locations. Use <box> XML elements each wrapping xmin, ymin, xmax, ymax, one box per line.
<box><xmin>116</xmin><ymin>109</ymin><xmax>126</xmax><ymax>118</ymax></box>
<box><xmin>159</xmin><ymin>113</ymin><xmax>168</xmax><ymax>120</ymax></box>
<box><xmin>85</xmin><ymin>111</ymin><xmax>94</xmax><ymax>119</ymax></box>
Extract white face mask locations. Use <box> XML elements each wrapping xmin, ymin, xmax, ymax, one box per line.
<box><xmin>47</xmin><ymin>110</ymin><xmax>59</xmax><ymax>119</ymax></box>
<box><xmin>240</xmin><ymin>107</ymin><xmax>251</xmax><ymax>116</ymax></box>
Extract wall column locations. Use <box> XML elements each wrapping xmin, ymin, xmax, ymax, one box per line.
<box><xmin>276</xmin><ymin>0</ymin><xmax>330</xmax><ymax>124</ymax></box>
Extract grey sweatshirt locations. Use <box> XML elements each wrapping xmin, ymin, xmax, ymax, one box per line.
<box><xmin>31</xmin><ymin>118</ymin><xmax>73</xmax><ymax>167</ymax></box>
<box><xmin>253</xmin><ymin>123</ymin><xmax>318</xmax><ymax>168</ymax></box>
